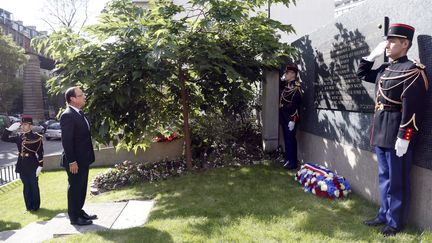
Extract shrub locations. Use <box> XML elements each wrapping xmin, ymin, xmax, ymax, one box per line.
<box><xmin>93</xmin><ymin>116</ymin><xmax>264</xmax><ymax>192</ymax></box>
<box><xmin>92</xmin><ymin>159</ymin><xmax>186</xmax><ymax>192</ymax></box>
<box><xmin>190</xmin><ymin>114</ymin><xmax>262</xmax><ymax>167</ymax></box>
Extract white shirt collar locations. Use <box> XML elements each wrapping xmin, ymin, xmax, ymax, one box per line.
<box><xmin>68</xmin><ymin>104</ymin><xmax>81</xmax><ymax>113</ymax></box>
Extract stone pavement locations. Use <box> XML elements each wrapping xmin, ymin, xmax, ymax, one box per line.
<box><xmin>0</xmin><ymin>200</ymin><xmax>154</xmax><ymax>243</ymax></box>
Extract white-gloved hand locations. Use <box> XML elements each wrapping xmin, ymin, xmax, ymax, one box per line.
<box><xmin>36</xmin><ymin>166</ymin><xmax>43</xmax><ymax>177</ymax></box>
<box><xmin>395</xmin><ymin>138</ymin><xmax>410</xmax><ymax>157</ymax></box>
<box><xmin>364</xmin><ymin>41</ymin><xmax>387</xmax><ymax>62</ymax></box>
<box><xmin>288</xmin><ymin>121</ymin><xmax>295</xmax><ymax>131</ymax></box>
<box><xmin>7</xmin><ymin>122</ymin><xmax>21</xmax><ymax>131</ymax></box>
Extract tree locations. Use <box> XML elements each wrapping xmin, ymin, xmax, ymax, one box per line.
<box><xmin>0</xmin><ymin>32</ymin><xmax>26</xmax><ymax>114</ymax></box>
<box><xmin>41</xmin><ymin>0</ymin><xmax>90</xmax><ymax>32</ymax></box>
<box><xmin>33</xmin><ymin>0</ymin><xmax>296</xmax><ymax>169</ymax></box>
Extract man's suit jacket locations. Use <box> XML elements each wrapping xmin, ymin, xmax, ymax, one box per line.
<box><xmin>60</xmin><ymin>106</ymin><xmax>95</xmax><ymax>167</ymax></box>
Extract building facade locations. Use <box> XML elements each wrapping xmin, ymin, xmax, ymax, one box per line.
<box><xmin>0</xmin><ymin>8</ymin><xmax>53</xmax><ymax>121</ymax></box>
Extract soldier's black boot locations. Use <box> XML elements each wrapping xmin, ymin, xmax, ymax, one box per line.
<box><xmin>381</xmin><ymin>225</ymin><xmax>399</xmax><ymax>236</ymax></box>
<box><xmin>363</xmin><ymin>217</ymin><xmax>385</xmax><ymax>227</ymax></box>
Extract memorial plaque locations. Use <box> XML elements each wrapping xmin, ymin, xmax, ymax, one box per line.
<box><xmin>311</xmin><ymin>26</ymin><xmax>375</xmax><ymax>112</ymax></box>
<box><xmin>290</xmin><ymin>0</ymin><xmax>432</xmax><ymax>170</ymax></box>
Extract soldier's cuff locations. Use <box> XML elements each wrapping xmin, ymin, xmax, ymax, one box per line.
<box><xmin>362</xmin><ymin>56</ymin><xmax>375</xmax><ymax>62</ymax></box>
<box><xmin>39</xmin><ymin>160</ymin><xmax>44</xmax><ymax>166</ymax></box>
<box><xmin>398</xmin><ymin>128</ymin><xmax>416</xmax><ymax>141</ymax></box>
<box><xmin>291</xmin><ymin>111</ymin><xmax>299</xmax><ymax>122</ymax></box>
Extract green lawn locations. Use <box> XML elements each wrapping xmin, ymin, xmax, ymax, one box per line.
<box><xmin>1</xmin><ymin>164</ymin><xmax>431</xmax><ymax>242</ymax></box>
<box><xmin>0</xmin><ymin>167</ymin><xmax>107</xmax><ymax>231</ymax></box>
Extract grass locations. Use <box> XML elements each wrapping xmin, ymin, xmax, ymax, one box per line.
<box><xmin>1</xmin><ymin>163</ymin><xmax>431</xmax><ymax>242</ymax></box>
<box><xmin>0</xmin><ymin>167</ymin><xmax>107</xmax><ymax>231</ymax></box>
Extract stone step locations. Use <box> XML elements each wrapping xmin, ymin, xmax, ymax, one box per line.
<box><xmin>111</xmin><ymin>200</ymin><xmax>154</xmax><ymax>230</ymax></box>
<box><xmin>0</xmin><ymin>200</ymin><xmax>154</xmax><ymax>242</ymax></box>
<box><xmin>0</xmin><ymin>230</ymin><xmax>17</xmax><ymax>242</ymax></box>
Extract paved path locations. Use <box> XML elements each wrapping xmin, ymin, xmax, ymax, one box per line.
<box><xmin>0</xmin><ymin>200</ymin><xmax>154</xmax><ymax>242</ymax></box>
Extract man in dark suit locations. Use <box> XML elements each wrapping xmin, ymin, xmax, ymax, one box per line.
<box><xmin>357</xmin><ymin>23</ymin><xmax>428</xmax><ymax>236</ymax></box>
<box><xmin>60</xmin><ymin>86</ymin><xmax>97</xmax><ymax>226</ymax></box>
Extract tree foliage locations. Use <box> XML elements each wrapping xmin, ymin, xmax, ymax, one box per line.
<box><xmin>0</xmin><ymin>32</ymin><xmax>26</xmax><ymax>114</ymax></box>
<box><xmin>33</xmin><ymin>0</ymin><xmax>296</xmax><ymax>169</ymax></box>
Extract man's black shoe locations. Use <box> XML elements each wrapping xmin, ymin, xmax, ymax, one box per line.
<box><xmin>363</xmin><ymin>217</ymin><xmax>385</xmax><ymax>227</ymax></box>
<box><xmin>381</xmin><ymin>225</ymin><xmax>399</xmax><ymax>237</ymax></box>
<box><xmin>82</xmin><ymin>212</ymin><xmax>98</xmax><ymax>220</ymax></box>
<box><xmin>70</xmin><ymin>217</ymin><xmax>93</xmax><ymax>226</ymax></box>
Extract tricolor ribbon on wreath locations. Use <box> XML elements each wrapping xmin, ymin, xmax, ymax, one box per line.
<box><xmin>294</xmin><ymin>163</ymin><xmax>352</xmax><ymax>199</ymax></box>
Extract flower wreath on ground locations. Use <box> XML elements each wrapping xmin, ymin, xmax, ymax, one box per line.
<box><xmin>294</xmin><ymin>163</ymin><xmax>352</xmax><ymax>199</ymax></box>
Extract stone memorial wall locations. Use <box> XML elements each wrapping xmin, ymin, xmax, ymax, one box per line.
<box><xmin>292</xmin><ymin>0</ymin><xmax>432</xmax><ymax>170</ymax></box>
<box><xmin>287</xmin><ymin>0</ymin><xmax>432</xmax><ymax>229</ymax></box>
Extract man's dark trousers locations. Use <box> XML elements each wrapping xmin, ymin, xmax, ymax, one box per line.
<box><xmin>282</xmin><ymin>123</ymin><xmax>297</xmax><ymax>167</ymax></box>
<box><xmin>20</xmin><ymin>174</ymin><xmax>40</xmax><ymax>210</ymax></box>
<box><xmin>66</xmin><ymin>165</ymin><xmax>89</xmax><ymax>220</ymax></box>
<box><xmin>375</xmin><ymin>146</ymin><xmax>412</xmax><ymax>230</ymax></box>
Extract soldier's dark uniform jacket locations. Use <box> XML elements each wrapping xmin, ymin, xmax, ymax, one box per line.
<box><xmin>357</xmin><ymin>56</ymin><xmax>429</xmax><ymax>148</ymax></box>
<box><xmin>279</xmin><ymin>80</ymin><xmax>303</xmax><ymax>124</ymax></box>
<box><xmin>1</xmin><ymin>130</ymin><xmax>44</xmax><ymax>175</ymax></box>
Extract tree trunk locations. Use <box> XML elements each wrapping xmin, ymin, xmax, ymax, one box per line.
<box><xmin>179</xmin><ymin>66</ymin><xmax>193</xmax><ymax>170</ymax></box>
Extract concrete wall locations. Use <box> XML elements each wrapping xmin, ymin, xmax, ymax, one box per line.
<box><xmin>43</xmin><ymin>139</ymin><xmax>184</xmax><ymax>170</ymax></box>
<box><xmin>262</xmin><ymin>71</ymin><xmax>280</xmax><ymax>152</ymax></box>
<box><xmin>297</xmin><ymin>131</ymin><xmax>432</xmax><ymax>230</ymax></box>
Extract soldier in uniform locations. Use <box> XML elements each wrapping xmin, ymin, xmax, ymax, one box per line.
<box><xmin>357</xmin><ymin>23</ymin><xmax>429</xmax><ymax>236</ymax></box>
<box><xmin>279</xmin><ymin>63</ymin><xmax>303</xmax><ymax>170</ymax></box>
<box><xmin>1</xmin><ymin>116</ymin><xmax>44</xmax><ymax>211</ymax></box>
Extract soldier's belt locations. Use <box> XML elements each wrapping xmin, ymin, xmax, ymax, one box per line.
<box><xmin>19</xmin><ymin>152</ymin><xmax>35</xmax><ymax>157</ymax></box>
<box><xmin>281</xmin><ymin>103</ymin><xmax>293</xmax><ymax>108</ymax></box>
<box><xmin>20</xmin><ymin>152</ymin><xmax>30</xmax><ymax>157</ymax></box>
<box><xmin>375</xmin><ymin>103</ymin><xmax>401</xmax><ymax>112</ymax></box>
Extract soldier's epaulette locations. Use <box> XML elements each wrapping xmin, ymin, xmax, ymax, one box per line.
<box><xmin>35</xmin><ymin>132</ymin><xmax>43</xmax><ymax>137</ymax></box>
<box><xmin>412</xmin><ymin>59</ymin><xmax>426</xmax><ymax>69</ymax></box>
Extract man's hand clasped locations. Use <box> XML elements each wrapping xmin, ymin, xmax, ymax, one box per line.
<box><xmin>69</xmin><ymin>162</ymin><xmax>79</xmax><ymax>174</ymax></box>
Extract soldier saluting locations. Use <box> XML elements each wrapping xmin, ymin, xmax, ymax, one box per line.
<box><xmin>279</xmin><ymin>63</ymin><xmax>303</xmax><ymax>170</ymax></box>
<box><xmin>357</xmin><ymin>23</ymin><xmax>429</xmax><ymax>236</ymax></box>
<box><xmin>1</xmin><ymin>116</ymin><xmax>44</xmax><ymax>211</ymax></box>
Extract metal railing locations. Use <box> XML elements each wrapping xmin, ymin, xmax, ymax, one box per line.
<box><xmin>0</xmin><ymin>164</ymin><xmax>20</xmax><ymax>186</ymax></box>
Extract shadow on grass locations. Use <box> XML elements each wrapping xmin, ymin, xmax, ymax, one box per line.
<box><xmin>105</xmin><ymin>164</ymin><xmax>395</xmax><ymax>241</ymax></box>
<box><xmin>0</xmin><ymin>180</ymin><xmax>21</xmax><ymax>194</ymax></box>
<box><xmin>0</xmin><ymin>220</ymin><xmax>20</xmax><ymax>233</ymax></box>
<box><xmin>91</xmin><ymin>226</ymin><xmax>174</xmax><ymax>243</ymax></box>
<box><xmin>29</xmin><ymin>208</ymin><xmax>65</xmax><ymax>221</ymax></box>
<box><xmin>59</xmin><ymin>164</ymin><xmax>427</xmax><ymax>242</ymax></box>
